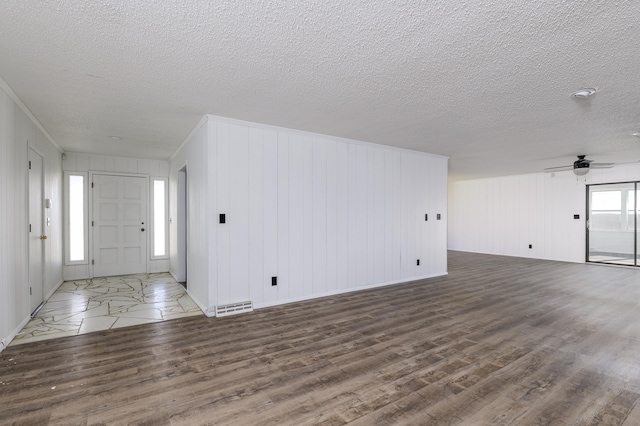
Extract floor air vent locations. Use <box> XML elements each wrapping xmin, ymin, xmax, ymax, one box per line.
<box><xmin>215</xmin><ymin>301</ymin><xmax>253</xmax><ymax>317</ymax></box>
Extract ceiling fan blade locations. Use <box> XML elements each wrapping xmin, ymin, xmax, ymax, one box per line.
<box><xmin>590</xmin><ymin>163</ymin><xmax>614</xmax><ymax>169</ymax></box>
<box><xmin>544</xmin><ymin>165</ymin><xmax>573</xmax><ymax>172</ymax></box>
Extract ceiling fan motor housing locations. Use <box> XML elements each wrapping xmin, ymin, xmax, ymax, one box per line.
<box><xmin>574</xmin><ymin>159</ymin><xmax>590</xmax><ymax>170</ymax></box>
<box><xmin>574</xmin><ymin>155</ymin><xmax>592</xmax><ymax>170</ymax></box>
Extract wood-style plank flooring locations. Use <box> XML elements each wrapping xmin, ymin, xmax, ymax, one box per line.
<box><xmin>3</xmin><ymin>251</ymin><xmax>640</xmax><ymax>425</ymax></box>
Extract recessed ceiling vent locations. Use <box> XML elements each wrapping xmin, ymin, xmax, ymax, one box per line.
<box><xmin>215</xmin><ymin>301</ymin><xmax>254</xmax><ymax>317</ymax></box>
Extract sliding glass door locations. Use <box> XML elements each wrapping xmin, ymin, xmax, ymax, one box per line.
<box><xmin>587</xmin><ymin>182</ymin><xmax>636</xmax><ymax>265</ymax></box>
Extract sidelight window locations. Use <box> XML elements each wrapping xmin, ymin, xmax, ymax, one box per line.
<box><xmin>65</xmin><ymin>172</ymin><xmax>88</xmax><ymax>264</ymax></box>
<box><xmin>151</xmin><ymin>178</ymin><xmax>168</xmax><ymax>258</ymax></box>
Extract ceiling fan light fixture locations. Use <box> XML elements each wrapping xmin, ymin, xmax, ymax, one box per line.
<box><xmin>571</xmin><ymin>88</ymin><xmax>597</xmax><ymax>99</ymax></box>
<box><xmin>573</xmin><ymin>168</ymin><xmax>589</xmax><ymax>176</ymax></box>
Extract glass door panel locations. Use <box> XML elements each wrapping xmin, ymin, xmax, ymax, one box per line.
<box><xmin>588</xmin><ymin>183</ymin><xmax>636</xmax><ymax>265</ymax></box>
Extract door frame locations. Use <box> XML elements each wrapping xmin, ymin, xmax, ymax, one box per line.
<box><xmin>89</xmin><ymin>172</ymin><xmax>150</xmax><ymax>278</ymax></box>
<box><xmin>177</xmin><ymin>165</ymin><xmax>188</xmax><ymax>284</ymax></box>
<box><xmin>28</xmin><ymin>146</ymin><xmax>45</xmax><ymax>314</ymax></box>
<box><xmin>586</xmin><ymin>181</ymin><xmax>638</xmax><ymax>266</ymax></box>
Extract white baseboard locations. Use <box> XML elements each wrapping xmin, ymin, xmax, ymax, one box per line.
<box><xmin>0</xmin><ymin>315</ymin><xmax>32</xmax><ymax>353</ymax></box>
<box><xmin>45</xmin><ymin>279</ymin><xmax>65</xmax><ymax>301</ymax></box>
<box><xmin>447</xmin><ymin>248</ymin><xmax>584</xmax><ymax>264</ymax></box>
<box><xmin>1</xmin><ymin>279</ymin><xmax>66</xmax><ymax>353</ymax></box>
<box><xmin>184</xmin><ymin>289</ymin><xmax>215</xmax><ymax>317</ymax></box>
<box><xmin>253</xmin><ymin>272</ymin><xmax>448</xmax><ymax>311</ymax></box>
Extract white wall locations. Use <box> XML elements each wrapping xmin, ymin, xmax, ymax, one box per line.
<box><xmin>168</xmin><ymin>117</ymin><xmax>212</xmax><ymax>313</ymax></box>
<box><xmin>62</xmin><ymin>152</ymin><xmax>170</xmax><ymax>280</ymax></box>
<box><xmin>448</xmin><ymin>163</ymin><xmax>640</xmax><ymax>262</ymax></box>
<box><xmin>0</xmin><ymin>81</ymin><xmax>63</xmax><ymax>352</ymax></box>
<box><xmin>170</xmin><ymin>115</ymin><xmax>448</xmax><ymax>315</ymax></box>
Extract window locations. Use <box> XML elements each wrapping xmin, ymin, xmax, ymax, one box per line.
<box><xmin>590</xmin><ymin>190</ymin><xmax>622</xmax><ymax>231</ymax></box>
<box><xmin>152</xmin><ymin>178</ymin><xmax>168</xmax><ymax>258</ymax></box>
<box><xmin>65</xmin><ymin>172</ymin><xmax>88</xmax><ymax>264</ymax></box>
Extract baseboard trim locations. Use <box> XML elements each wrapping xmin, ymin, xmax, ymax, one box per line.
<box><xmin>1</xmin><ymin>278</ymin><xmax>66</xmax><ymax>353</ymax></box>
<box><xmin>1</xmin><ymin>315</ymin><xmax>32</xmax><ymax>353</ymax></box>
<box><xmin>253</xmin><ymin>272</ymin><xmax>448</xmax><ymax>311</ymax></box>
<box><xmin>45</xmin><ymin>279</ymin><xmax>65</xmax><ymax>302</ymax></box>
<box><xmin>446</xmin><ymin>248</ymin><xmax>584</xmax><ymax>264</ymax></box>
<box><xmin>184</xmin><ymin>289</ymin><xmax>214</xmax><ymax>317</ymax></box>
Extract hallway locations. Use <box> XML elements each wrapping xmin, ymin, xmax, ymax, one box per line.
<box><xmin>11</xmin><ymin>273</ymin><xmax>202</xmax><ymax>346</ymax></box>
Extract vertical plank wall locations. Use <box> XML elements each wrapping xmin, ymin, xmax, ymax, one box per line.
<box><xmin>0</xmin><ymin>83</ymin><xmax>63</xmax><ymax>352</ymax></box>
<box><xmin>172</xmin><ymin>115</ymin><xmax>448</xmax><ymax>313</ymax></box>
<box><xmin>169</xmin><ymin>120</ymin><xmax>210</xmax><ymax>312</ymax></box>
<box><xmin>448</xmin><ymin>164</ymin><xmax>640</xmax><ymax>263</ymax></box>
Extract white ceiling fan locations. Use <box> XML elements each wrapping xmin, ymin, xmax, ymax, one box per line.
<box><xmin>544</xmin><ymin>155</ymin><xmax>614</xmax><ymax>176</ymax></box>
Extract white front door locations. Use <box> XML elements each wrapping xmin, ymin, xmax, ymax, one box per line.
<box><xmin>28</xmin><ymin>148</ymin><xmax>45</xmax><ymax>313</ymax></box>
<box><xmin>92</xmin><ymin>174</ymin><xmax>148</xmax><ymax>277</ymax></box>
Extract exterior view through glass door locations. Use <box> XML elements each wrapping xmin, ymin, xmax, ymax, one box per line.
<box><xmin>587</xmin><ymin>182</ymin><xmax>637</xmax><ymax>266</ymax></box>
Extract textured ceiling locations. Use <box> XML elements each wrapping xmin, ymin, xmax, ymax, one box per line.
<box><xmin>1</xmin><ymin>1</ymin><xmax>640</xmax><ymax>180</ymax></box>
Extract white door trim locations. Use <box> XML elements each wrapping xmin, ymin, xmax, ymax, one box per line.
<box><xmin>89</xmin><ymin>172</ymin><xmax>150</xmax><ymax>278</ymax></box>
<box><xmin>28</xmin><ymin>147</ymin><xmax>45</xmax><ymax>314</ymax></box>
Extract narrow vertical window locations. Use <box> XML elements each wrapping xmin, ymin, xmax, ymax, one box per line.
<box><xmin>152</xmin><ymin>179</ymin><xmax>167</xmax><ymax>257</ymax></box>
<box><xmin>65</xmin><ymin>172</ymin><xmax>88</xmax><ymax>265</ymax></box>
<box><xmin>69</xmin><ymin>175</ymin><xmax>85</xmax><ymax>261</ymax></box>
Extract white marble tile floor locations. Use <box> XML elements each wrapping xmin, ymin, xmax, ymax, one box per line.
<box><xmin>11</xmin><ymin>273</ymin><xmax>203</xmax><ymax>346</ymax></box>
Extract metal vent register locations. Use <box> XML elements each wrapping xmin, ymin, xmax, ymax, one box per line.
<box><xmin>215</xmin><ymin>301</ymin><xmax>254</xmax><ymax>317</ymax></box>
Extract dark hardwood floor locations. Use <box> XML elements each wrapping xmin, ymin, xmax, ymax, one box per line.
<box><xmin>3</xmin><ymin>251</ymin><xmax>640</xmax><ymax>425</ymax></box>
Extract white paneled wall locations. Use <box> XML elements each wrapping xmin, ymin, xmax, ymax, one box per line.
<box><xmin>170</xmin><ymin>115</ymin><xmax>448</xmax><ymax>315</ymax></box>
<box><xmin>0</xmin><ymin>82</ymin><xmax>63</xmax><ymax>352</ymax></box>
<box><xmin>449</xmin><ymin>164</ymin><xmax>640</xmax><ymax>263</ymax></box>
<box><xmin>62</xmin><ymin>152</ymin><xmax>170</xmax><ymax>280</ymax></box>
<box><xmin>169</xmin><ymin>119</ymin><xmax>211</xmax><ymax>312</ymax></box>
<box><xmin>449</xmin><ymin>172</ymin><xmax>589</xmax><ymax>262</ymax></box>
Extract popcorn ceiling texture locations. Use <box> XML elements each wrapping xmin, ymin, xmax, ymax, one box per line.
<box><xmin>1</xmin><ymin>1</ymin><xmax>639</xmax><ymax>179</ymax></box>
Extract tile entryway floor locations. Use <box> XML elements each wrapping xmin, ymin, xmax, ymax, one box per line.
<box><xmin>11</xmin><ymin>273</ymin><xmax>203</xmax><ymax>346</ymax></box>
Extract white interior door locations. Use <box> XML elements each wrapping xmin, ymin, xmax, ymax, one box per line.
<box><xmin>92</xmin><ymin>174</ymin><xmax>148</xmax><ymax>277</ymax></box>
<box><xmin>28</xmin><ymin>148</ymin><xmax>44</xmax><ymax>313</ymax></box>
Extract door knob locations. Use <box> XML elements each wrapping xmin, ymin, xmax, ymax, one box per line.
<box><xmin>40</xmin><ymin>235</ymin><xmax>47</xmax><ymax>240</ymax></box>
<box><xmin>141</xmin><ymin>228</ymin><xmax>145</xmax><ymax>232</ymax></box>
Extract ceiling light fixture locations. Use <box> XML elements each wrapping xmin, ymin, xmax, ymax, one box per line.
<box><xmin>571</xmin><ymin>88</ymin><xmax>597</xmax><ymax>99</ymax></box>
<box><xmin>108</xmin><ymin>136</ymin><xmax>123</xmax><ymax>141</ymax></box>
<box><xmin>633</xmin><ymin>132</ymin><xmax>640</xmax><ymax>138</ymax></box>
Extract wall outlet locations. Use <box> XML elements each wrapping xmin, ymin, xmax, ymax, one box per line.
<box><xmin>528</xmin><ymin>244</ymin><xmax>532</xmax><ymax>249</ymax></box>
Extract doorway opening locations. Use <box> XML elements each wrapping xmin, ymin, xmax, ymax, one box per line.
<box><xmin>177</xmin><ymin>166</ymin><xmax>188</xmax><ymax>288</ymax></box>
<box><xmin>587</xmin><ymin>182</ymin><xmax>639</xmax><ymax>266</ymax></box>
